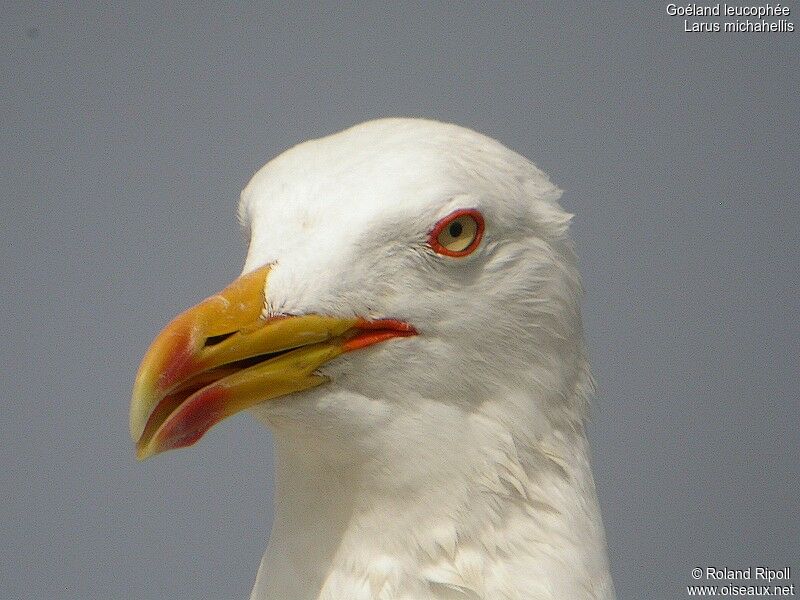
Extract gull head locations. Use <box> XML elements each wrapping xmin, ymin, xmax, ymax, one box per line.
<box><xmin>130</xmin><ymin>118</ymin><xmax>587</xmax><ymax>460</ymax></box>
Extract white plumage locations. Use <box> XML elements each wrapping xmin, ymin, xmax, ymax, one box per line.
<box><xmin>235</xmin><ymin>118</ymin><xmax>616</xmax><ymax>599</ymax></box>
<box><xmin>131</xmin><ymin>117</ymin><xmax>614</xmax><ymax>599</ymax></box>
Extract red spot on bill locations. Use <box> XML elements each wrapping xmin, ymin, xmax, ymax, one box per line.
<box><xmin>154</xmin><ymin>385</ymin><xmax>228</xmax><ymax>452</ymax></box>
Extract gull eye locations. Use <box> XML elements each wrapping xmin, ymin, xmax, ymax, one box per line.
<box><xmin>429</xmin><ymin>209</ymin><xmax>485</xmax><ymax>257</ymax></box>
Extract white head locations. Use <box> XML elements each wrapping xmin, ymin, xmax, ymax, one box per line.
<box><xmin>131</xmin><ymin>118</ymin><xmax>613</xmax><ymax>600</ymax></box>
<box><xmin>238</xmin><ymin>118</ymin><xmax>590</xmax><ymax>451</ymax></box>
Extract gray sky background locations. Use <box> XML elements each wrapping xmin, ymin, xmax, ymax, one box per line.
<box><xmin>2</xmin><ymin>3</ymin><xmax>798</xmax><ymax>599</ymax></box>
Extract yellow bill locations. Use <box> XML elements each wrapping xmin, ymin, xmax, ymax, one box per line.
<box><xmin>130</xmin><ymin>264</ymin><xmax>415</xmax><ymax>460</ymax></box>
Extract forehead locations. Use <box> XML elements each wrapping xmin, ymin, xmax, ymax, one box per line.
<box><xmin>240</xmin><ymin>119</ymin><xmax>541</xmax><ymax>221</ymax></box>
<box><xmin>242</xmin><ymin>125</ymin><xmax>500</xmax><ymax>244</ymax></box>
<box><xmin>242</xmin><ymin>143</ymin><xmax>457</xmax><ymax>232</ymax></box>
<box><xmin>236</xmin><ymin>119</ymin><xmax>558</xmax><ymax>271</ymax></box>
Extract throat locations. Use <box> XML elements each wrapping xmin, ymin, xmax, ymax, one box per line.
<box><xmin>249</xmin><ymin>396</ymin><xmax>615</xmax><ymax>600</ymax></box>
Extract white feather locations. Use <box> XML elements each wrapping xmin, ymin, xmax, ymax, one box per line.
<box><xmin>238</xmin><ymin>118</ymin><xmax>615</xmax><ymax>599</ymax></box>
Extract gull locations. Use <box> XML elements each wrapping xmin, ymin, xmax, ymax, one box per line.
<box><xmin>130</xmin><ymin>118</ymin><xmax>616</xmax><ymax>600</ymax></box>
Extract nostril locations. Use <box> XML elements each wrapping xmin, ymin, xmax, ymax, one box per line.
<box><xmin>204</xmin><ymin>332</ymin><xmax>237</xmax><ymax>347</ymax></box>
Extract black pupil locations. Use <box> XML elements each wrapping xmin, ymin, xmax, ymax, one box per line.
<box><xmin>448</xmin><ymin>221</ymin><xmax>464</xmax><ymax>238</ymax></box>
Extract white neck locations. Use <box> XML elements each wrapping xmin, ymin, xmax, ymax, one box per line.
<box><xmin>249</xmin><ymin>388</ymin><xmax>615</xmax><ymax>600</ymax></box>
